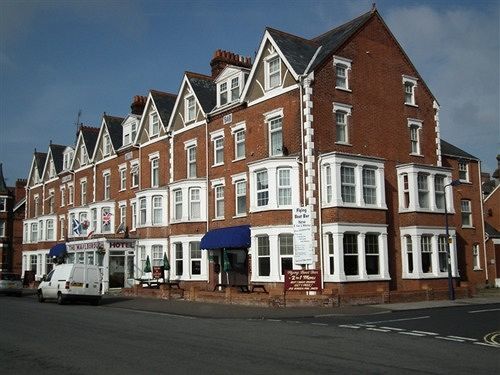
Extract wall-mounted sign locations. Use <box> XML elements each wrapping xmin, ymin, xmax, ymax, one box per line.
<box><xmin>61</xmin><ymin>175</ymin><xmax>73</xmax><ymax>183</ymax></box>
<box><xmin>223</xmin><ymin>113</ymin><xmax>232</xmax><ymax>125</ymax></box>
<box><xmin>284</xmin><ymin>269</ymin><xmax>321</xmax><ymax>292</ymax></box>
<box><xmin>293</xmin><ymin>206</ymin><xmax>313</xmax><ymax>265</ymax></box>
<box><xmin>125</xmin><ymin>151</ymin><xmax>133</xmax><ymax>161</ymax></box>
<box><xmin>152</xmin><ymin>266</ymin><xmax>163</xmax><ymax>280</ymax></box>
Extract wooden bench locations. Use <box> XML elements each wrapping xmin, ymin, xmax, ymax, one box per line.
<box><xmin>136</xmin><ymin>279</ymin><xmax>182</xmax><ymax>290</ymax></box>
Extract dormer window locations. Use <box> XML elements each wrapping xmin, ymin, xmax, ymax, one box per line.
<box><xmin>266</xmin><ymin>55</ymin><xmax>281</xmax><ymax>90</ymax></box>
<box><xmin>403</xmin><ymin>75</ymin><xmax>418</xmax><ymax>106</ymax></box>
<box><xmin>49</xmin><ymin>161</ymin><xmax>56</xmax><ymax>178</ymax></box>
<box><xmin>80</xmin><ymin>144</ymin><xmax>88</xmax><ymax>166</ymax></box>
<box><xmin>150</xmin><ymin>112</ymin><xmax>159</xmax><ymax>137</ymax></box>
<box><xmin>231</xmin><ymin>77</ymin><xmax>240</xmax><ymax>100</ymax></box>
<box><xmin>103</xmin><ymin>133</ymin><xmax>111</xmax><ymax>156</ymax></box>
<box><xmin>217</xmin><ymin>74</ymin><xmax>242</xmax><ymax>108</ymax></box>
<box><xmin>63</xmin><ymin>150</ymin><xmax>73</xmax><ymax>171</ymax></box>
<box><xmin>219</xmin><ymin>82</ymin><xmax>228</xmax><ymax>106</ymax></box>
<box><xmin>123</xmin><ymin>121</ymin><xmax>138</xmax><ymax>146</ymax></box>
<box><xmin>185</xmin><ymin>96</ymin><xmax>196</xmax><ymax>123</ymax></box>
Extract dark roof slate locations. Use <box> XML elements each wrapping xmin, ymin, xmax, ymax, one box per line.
<box><xmin>266</xmin><ymin>28</ymin><xmax>318</xmax><ymax>75</ymax></box>
<box><xmin>485</xmin><ymin>222</ymin><xmax>500</xmax><ymax>238</ymax></box>
<box><xmin>81</xmin><ymin>126</ymin><xmax>100</xmax><ymax>157</ymax></box>
<box><xmin>104</xmin><ymin>115</ymin><xmax>125</xmax><ymax>151</ymax></box>
<box><xmin>186</xmin><ymin>73</ymin><xmax>216</xmax><ymax>113</ymax></box>
<box><xmin>151</xmin><ymin>90</ymin><xmax>177</xmax><ymax>126</ymax></box>
<box><xmin>49</xmin><ymin>144</ymin><xmax>67</xmax><ymax>174</ymax></box>
<box><xmin>0</xmin><ymin>163</ymin><xmax>8</xmax><ymax>194</ymax></box>
<box><xmin>440</xmin><ymin>139</ymin><xmax>479</xmax><ymax>161</ymax></box>
<box><xmin>34</xmin><ymin>152</ymin><xmax>47</xmax><ymax>176</ymax></box>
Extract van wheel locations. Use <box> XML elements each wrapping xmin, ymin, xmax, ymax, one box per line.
<box><xmin>57</xmin><ymin>293</ymin><xmax>65</xmax><ymax>305</ymax></box>
<box><xmin>37</xmin><ymin>291</ymin><xmax>45</xmax><ymax>303</ymax></box>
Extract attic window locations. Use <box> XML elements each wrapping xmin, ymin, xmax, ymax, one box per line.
<box><xmin>103</xmin><ymin>133</ymin><xmax>111</xmax><ymax>156</ymax></box>
<box><xmin>402</xmin><ymin>75</ymin><xmax>418</xmax><ymax>106</ymax></box>
<box><xmin>333</xmin><ymin>56</ymin><xmax>352</xmax><ymax>91</ymax></box>
<box><xmin>150</xmin><ymin>112</ymin><xmax>160</xmax><ymax>137</ymax></box>
<box><xmin>49</xmin><ymin>161</ymin><xmax>56</xmax><ymax>178</ymax></box>
<box><xmin>185</xmin><ymin>96</ymin><xmax>196</xmax><ymax>123</ymax></box>
<box><xmin>217</xmin><ymin>76</ymin><xmax>241</xmax><ymax>107</ymax></box>
<box><xmin>266</xmin><ymin>55</ymin><xmax>281</xmax><ymax>90</ymax></box>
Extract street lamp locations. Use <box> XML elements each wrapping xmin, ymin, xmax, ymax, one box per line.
<box><xmin>444</xmin><ymin>179</ymin><xmax>461</xmax><ymax>300</ymax></box>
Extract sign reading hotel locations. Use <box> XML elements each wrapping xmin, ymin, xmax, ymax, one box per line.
<box><xmin>284</xmin><ymin>270</ymin><xmax>321</xmax><ymax>292</ymax></box>
<box><xmin>293</xmin><ymin>206</ymin><xmax>313</xmax><ymax>265</ymax></box>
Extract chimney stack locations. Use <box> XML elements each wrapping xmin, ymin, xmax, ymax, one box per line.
<box><xmin>131</xmin><ymin>95</ymin><xmax>147</xmax><ymax>115</ymax></box>
<box><xmin>210</xmin><ymin>49</ymin><xmax>252</xmax><ymax>78</ymax></box>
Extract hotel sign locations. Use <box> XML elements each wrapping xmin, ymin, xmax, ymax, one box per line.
<box><xmin>284</xmin><ymin>270</ymin><xmax>321</xmax><ymax>292</ymax></box>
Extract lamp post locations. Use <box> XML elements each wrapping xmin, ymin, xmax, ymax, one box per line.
<box><xmin>444</xmin><ymin>179</ymin><xmax>461</xmax><ymax>300</ymax></box>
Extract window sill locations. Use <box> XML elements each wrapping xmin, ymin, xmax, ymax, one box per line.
<box><xmin>409</xmin><ymin>153</ymin><xmax>424</xmax><ymax>157</ymax></box>
<box><xmin>462</xmin><ymin>225</ymin><xmax>475</xmax><ymax>229</ymax></box>
<box><xmin>233</xmin><ymin>214</ymin><xmax>247</xmax><ymax>219</ymax></box>
<box><xmin>212</xmin><ymin>218</ymin><xmax>225</xmax><ymax>221</ymax></box>
<box><xmin>334</xmin><ymin>142</ymin><xmax>352</xmax><ymax>146</ymax></box>
<box><xmin>458</xmin><ymin>180</ymin><xmax>472</xmax><ymax>184</ymax></box>
<box><xmin>212</xmin><ymin>163</ymin><xmax>224</xmax><ymax>168</ymax></box>
<box><xmin>250</xmin><ymin>206</ymin><xmax>293</xmax><ymax>213</ymax></box>
<box><xmin>473</xmin><ymin>267</ymin><xmax>483</xmax><ymax>271</ymax></box>
<box><xmin>404</xmin><ymin>103</ymin><xmax>419</xmax><ymax>108</ymax></box>
<box><xmin>232</xmin><ymin>157</ymin><xmax>246</xmax><ymax>163</ymax></box>
<box><xmin>335</xmin><ymin>87</ymin><xmax>352</xmax><ymax>92</ymax></box>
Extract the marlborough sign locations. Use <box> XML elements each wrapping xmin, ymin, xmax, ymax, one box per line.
<box><xmin>293</xmin><ymin>206</ymin><xmax>313</xmax><ymax>265</ymax></box>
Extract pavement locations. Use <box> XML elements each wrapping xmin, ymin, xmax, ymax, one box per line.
<box><xmin>96</xmin><ymin>288</ymin><xmax>500</xmax><ymax>319</ymax></box>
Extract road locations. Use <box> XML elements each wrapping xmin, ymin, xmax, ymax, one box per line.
<box><xmin>0</xmin><ymin>295</ymin><xmax>498</xmax><ymax>374</ymax></box>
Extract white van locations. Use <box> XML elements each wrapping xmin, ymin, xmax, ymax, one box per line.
<box><xmin>38</xmin><ymin>263</ymin><xmax>102</xmax><ymax>305</ymax></box>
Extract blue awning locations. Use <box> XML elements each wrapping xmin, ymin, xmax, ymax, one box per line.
<box><xmin>49</xmin><ymin>243</ymin><xmax>67</xmax><ymax>257</ymax></box>
<box><xmin>200</xmin><ymin>225</ymin><xmax>251</xmax><ymax>250</ymax></box>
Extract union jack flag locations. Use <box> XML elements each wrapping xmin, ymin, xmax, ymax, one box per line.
<box><xmin>102</xmin><ymin>211</ymin><xmax>112</xmax><ymax>225</ymax></box>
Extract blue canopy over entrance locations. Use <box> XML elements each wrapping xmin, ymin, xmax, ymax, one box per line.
<box><xmin>200</xmin><ymin>225</ymin><xmax>251</xmax><ymax>250</ymax></box>
<box><xmin>48</xmin><ymin>243</ymin><xmax>67</xmax><ymax>257</ymax></box>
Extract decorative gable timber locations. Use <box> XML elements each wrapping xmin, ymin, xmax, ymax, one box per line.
<box><xmin>92</xmin><ymin>115</ymin><xmax>124</xmax><ymax>163</ymax></box>
<box><xmin>71</xmin><ymin>125</ymin><xmax>99</xmax><ymax>170</ymax></box>
<box><xmin>241</xmin><ymin>30</ymin><xmax>309</xmax><ymax>105</ymax></box>
<box><xmin>136</xmin><ymin>90</ymin><xmax>176</xmax><ymax>145</ymax></box>
<box><xmin>167</xmin><ymin>72</ymin><xmax>215</xmax><ymax>133</ymax></box>
<box><xmin>27</xmin><ymin>152</ymin><xmax>47</xmax><ymax>187</ymax></box>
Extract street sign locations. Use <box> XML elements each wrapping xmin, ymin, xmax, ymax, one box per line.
<box><xmin>293</xmin><ymin>207</ymin><xmax>313</xmax><ymax>265</ymax></box>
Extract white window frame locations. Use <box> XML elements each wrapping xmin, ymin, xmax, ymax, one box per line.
<box><xmin>152</xmin><ymin>195</ymin><xmax>163</xmax><ymax>225</ymax></box>
<box><xmin>119</xmin><ymin>167</ymin><xmax>127</xmax><ymax>191</ymax></box>
<box><xmin>185</xmin><ymin>95</ymin><xmax>196</xmax><ymax>123</ymax></box>
<box><xmin>130</xmin><ymin>161</ymin><xmax>139</xmax><ymax>188</ymax></box>
<box><xmin>408</xmin><ymin>119</ymin><xmax>423</xmax><ymax>156</ymax></box>
<box><xmin>103</xmin><ymin>133</ymin><xmax>111</xmax><ymax>157</ymax></box>
<box><xmin>213</xmin><ymin>182</ymin><xmax>225</xmax><ymax>220</ymax></box>
<box><xmin>150</xmin><ymin>156</ymin><xmax>159</xmax><ymax>188</ymax></box>
<box><xmin>211</xmin><ymin>130</ymin><xmax>225</xmax><ymax>166</ymax></box>
<box><xmin>472</xmin><ymin>244</ymin><xmax>481</xmax><ymax>270</ymax></box>
<box><xmin>0</xmin><ymin>197</ymin><xmax>6</xmax><ymax>212</ymax></box>
<box><xmin>458</xmin><ymin>161</ymin><xmax>469</xmax><ymax>182</ymax></box>
<box><xmin>461</xmin><ymin>199</ymin><xmax>472</xmax><ymax>227</ymax></box>
<box><xmin>189</xmin><ymin>187</ymin><xmax>201</xmax><ymax>220</ymax></box>
<box><xmin>333</xmin><ymin>103</ymin><xmax>352</xmax><ymax>145</ymax></box>
<box><xmin>150</xmin><ymin>112</ymin><xmax>160</xmax><ymax>137</ymax></box>
<box><xmin>277</xmin><ymin>168</ymin><xmax>292</xmax><ymax>206</ymax></box>
<box><xmin>400</xmin><ymin>227</ymin><xmax>459</xmax><ymax>279</ymax></box>
<box><xmin>232</xmin><ymin>174</ymin><xmax>247</xmax><ymax>217</ymax></box>
<box><xmin>184</xmin><ymin>140</ymin><xmax>197</xmax><ymax>178</ymax></box>
<box><xmin>321</xmin><ymin>154</ymin><xmax>386</xmax><ymax>210</ymax></box>
<box><xmin>402</xmin><ymin>75</ymin><xmax>418</xmax><ymax>106</ymax></box>
<box><xmin>333</xmin><ymin>56</ymin><xmax>352</xmax><ymax>91</ymax></box>
<box><xmin>265</xmin><ymin>54</ymin><xmax>281</xmax><ymax>90</ymax></box>
<box><xmin>231</xmin><ymin>123</ymin><xmax>246</xmax><ymax>161</ymax></box>
<box><xmin>103</xmin><ymin>171</ymin><xmax>110</xmax><ymax>200</ymax></box>
<box><xmin>80</xmin><ymin>180</ymin><xmax>87</xmax><ymax>206</ymax></box>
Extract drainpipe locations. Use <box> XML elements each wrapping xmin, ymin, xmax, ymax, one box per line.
<box><xmin>205</xmin><ymin>119</ymin><xmax>209</xmax><ymax>233</ymax></box>
<box><xmin>298</xmin><ymin>77</ymin><xmax>306</xmax><ymax>206</ymax></box>
<box><xmin>478</xmin><ymin>161</ymin><xmax>489</xmax><ymax>284</ymax></box>
<box><xmin>317</xmin><ymin>154</ymin><xmax>324</xmax><ymax>289</ymax></box>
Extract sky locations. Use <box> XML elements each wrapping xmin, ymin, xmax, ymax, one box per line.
<box><xmin>0</xmin><ymin>0</ymin><xmax>498</xmax><ymax>184</ymax></box>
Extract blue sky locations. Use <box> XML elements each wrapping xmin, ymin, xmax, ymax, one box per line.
<box><xmin>0</xmin><ymin>0</ymin><xmax>498</xmax><ymax>183</ymax></box>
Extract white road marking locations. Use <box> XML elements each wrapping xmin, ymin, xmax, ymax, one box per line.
<box><xmin>357</xmin><ymin>324</ymin><xmax>376</xmax><ymax>327</ymax></box>
<box><xmin>364</xmin><ymin>316</ymin><xmax>430</xmax><ymax>324</ymax></box>
<box><xmin>411</xmin><ymin>330</ymin><xmax>439</xmax><ymax>336</ymax></box>
<box><xmin>380</xmin><ymin>326</ymin><xmax>405</xmax><ymax>331</ymax></box>
<box><xmin>398</xmin><ymin>331</ymin><xmax>426</xmax><ymax>337</ymax></box>
<box><xmin>366</xmin><ymin>327</ymin><xmax>391</xmax><ymax>332</ymax></box>
<box><xmin>268</xmin><ymin>319</ymin><xmax>282</xmax><ymax>322</ymax></box>
<box><xmin>436</xmin><ymin>336</ymin><xmax>464</xmax><ymax>342</ymax></box>
<box><xmin>468</xmin><ymin>308</ymin><xmax>500</xmax><ymax>314</ymax></box>
<box><xmin>339</xmin><ymin>324</ymin><xmax>361</xmax><ymax>329</ymax></box>
<box><xmin>447</xmin><ymin>335</ymin><xmax>477</xmax><ymax>341</ymax></box>
<box><xmin>311</xmin><ymin>323</ymin><xmax>328</xmax><ymax>326</ymax></box>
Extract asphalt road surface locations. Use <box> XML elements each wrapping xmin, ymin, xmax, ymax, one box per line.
<box><xmin>1</xmin><ymin>296</ymin><xmax>498</xmax><ymax>374</ymax></box>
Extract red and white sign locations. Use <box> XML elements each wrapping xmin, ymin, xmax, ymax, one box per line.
<box><xmin>284</xmin><ymin>270</ymin><xmax>321</xmax><ymax>292</ymax></box>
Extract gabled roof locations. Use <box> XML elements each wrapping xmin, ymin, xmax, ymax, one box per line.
<box><xmin>48</xmin><ymin>143</ymin><xmax>67</xmax><ymax>174</ymax></box>
<box><xmin>0</xmin><ymin>163</ymin><xmax>8</xmax><ymax>194</ymax></box>
<box><xmin>34</xmin><ymin>152</ymin><xmax>47</xmax><ymax>175</ymax></box>
<box><xmin>186</xmin><ymin>72</ymin><xmax>216</xmax><ymax>114</ymax></box>
<box><xmin>440</xmin><ymin>139</ymin><xmax>479</xmax><ymax>161</ymax></box>
<box><xmin>104</xmin><ymin>115</ymin><xmax>125</xmax><ymax>151</ymax></box>
<box><xmin>485</xmin><ymin>222</ymin><xmax>500</xmax><ymax>239</ymax></box>
<box><xmin>150</xmin><ymin>90</ymin><xmax>177</xmax><ymax>125</ymax></box>
<box><xmin>266</xmin><ymin>28</ymin><xmax>318</xmax><ymax>76</ymax></box>
<box><xmin>81</xmin><ymin>125</ymin><xmax>100</xmax><ymax>157</ymax></box>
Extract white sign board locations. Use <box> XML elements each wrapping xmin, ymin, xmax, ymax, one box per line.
<box><xmin>293</xmin><ymin>207</ymin><xmax>313</xmax><ymax>265</ymax></box>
